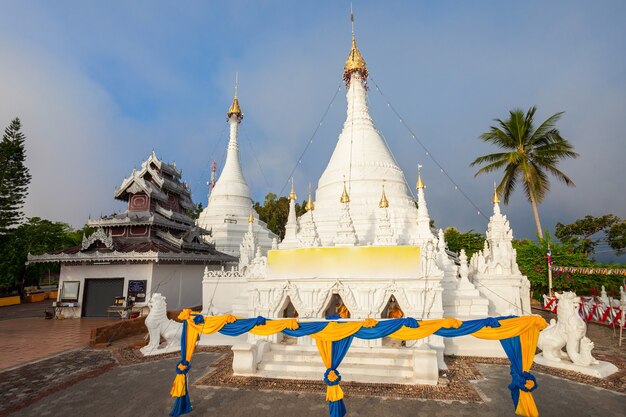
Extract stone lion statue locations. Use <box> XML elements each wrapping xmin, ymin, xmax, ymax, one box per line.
<box><xmin>140</xmin><ymin>293</ymin><xmax>182</xmax><ymax>356</ymax></box>
<box><xmin>537</xmin><ymin>291</ymin><xmax>598</xmax><ymax>366</ymax></box>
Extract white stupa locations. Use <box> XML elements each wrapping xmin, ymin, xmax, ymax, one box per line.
<box><xmin>311</xmin><ymin>37</ymin><xmax>422</xmax><ymax>246</ymax></box>
<box><xmin>196</xmin><ymin>88</ymin><xmax>278</xmax><ymax>257</ymax></box>
<box><xmin>201</xmin><ymin>15</ymin><xmax>531</xmax><ymax>385</ymax></box>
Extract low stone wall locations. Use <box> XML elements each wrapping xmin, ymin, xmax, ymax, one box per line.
<box><xmin>89</xmin><ymin>306</ymin><xmax>201</xmax><ymax>346</ymax></box>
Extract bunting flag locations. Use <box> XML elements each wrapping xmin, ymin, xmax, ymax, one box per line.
<box><xmin>168</xmin><ymin>312</ymin><xmax>547</xmax><ymax>417</ymax></box>
<box><xmin>549</xmin><ymin>265</ymin><xmax>626</xmax><ymax>276</ymax></box>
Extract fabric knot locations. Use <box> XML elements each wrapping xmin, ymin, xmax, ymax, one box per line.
<box><xmin>325</xmin><ymin>314</ymin><xmax>341</xmax><ymax>320</ymax></box>
<box><xmin>484</xmin><ymin>317</ymin><xmax>501</xmax><ymax>328</ymax></box>
<box><xmin>323</xmin><ymin>368</ymin><xmax>342</xmax><ymax>386</ymax></box>
<box><xmin>225</xmin><ymin>314</ymin><xmax>237</xmax><ymax>323</ymax></box>
<box><xmin>285</xmin><ymin>319</ymin><xmax>300</xmax><ymax>330</ymax></box>
<box><xmin>509</xmin><ymin>371</ymin><xmax>537</xmax><ymax>393</ymax></box>
<box><xmin>177</xmin><ymin>309</ymin><xmax>192</xmax><ymax>321</ymax></box>
<box><xmin>254</xmin><ymin>316</ymin><xmax>267</xmax><ymax>326</ymax></box>
<box><xmin>441</xmin><ymin>318</ymin><xmax>462</xmax><ymax>328</ymax></box>
<box><xmin>363</xmin><ymin>318</ymin><xmax>378</xmax><ymax>328</ymax></box>
<box><xmin>403</xmin><ymin>317</ymin><xmax>419</xmax><ymax>328</ymax></box>
<box><xmin>192</xmin><ymin>314</ymin><xmax>205</xmax><ymax>325</ymax></box>
<box><xmin>176</xmin><ymin>360</ymin><xmax>191</xmax><ymax>375</ymax></box>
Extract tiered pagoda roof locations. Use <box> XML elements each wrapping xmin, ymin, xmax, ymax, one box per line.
<box><xmin>28</xmin><ymin>152</ymin><xmax>235</xmax><ymax>265</ymax></box>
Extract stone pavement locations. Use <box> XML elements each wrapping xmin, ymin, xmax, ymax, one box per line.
<box><xmin>0</xmin><ymin>316</ymin><xmax>116</xmax><ymax>370</ymax></box>
<box><xmin>6</xmin><ymin>352</ymin><xmax>625</xmax><ymax>417</ymax></box>
<box><xmin>0</xmin><ymin>300</ymin><xmax>53</xmax><ymax>321</ymax></box>
<box><xmin>0</xmin><ymin>349</ymin><xmax>116</xmax><ymax>416</ymax></box>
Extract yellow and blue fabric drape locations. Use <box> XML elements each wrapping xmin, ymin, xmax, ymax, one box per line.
<box><xmin>169</xmin><ymin>313</ymin><xmax>546</xmax><ymax>417</ymax></box>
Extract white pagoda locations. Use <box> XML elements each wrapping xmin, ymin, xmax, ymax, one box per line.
<box><xmin>196</xmin><ymin>90</ymin><xmax>278</xmax><ymax>257</ymax></box>
<box><xmin>201</xmin><ymin>19</ymin><xmax>531</xmax><ymax>386</ymax></box>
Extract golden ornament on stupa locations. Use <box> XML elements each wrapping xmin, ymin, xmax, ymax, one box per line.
<box><xmin>340</xmin><ymin>180</ymin><xmax>351</xmax><ymax>204</ymax></box>
<box><xmin>492</xmin><ymin>182</ymin><xmax>501</xmax><ymax>204</ymax></box>
<box><xmin>379</xmin><ymin>183</ymin><xmax>389</xmax><ymax>208</ymax></box>
<box><xmin>343</xmin><ymin>11</ymin><xmax>368</xmax><ymax>85</ymax></box>
<box><xmin>305</xmin><ymin>183</ymin><xmax>315</xmax><ymax>211</ymax></box>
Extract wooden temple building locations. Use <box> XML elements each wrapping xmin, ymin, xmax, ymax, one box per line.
<box><xmin>28</xmin><ymin>152</ymin><xmax>235</xmax><ymax>317</ymax></box>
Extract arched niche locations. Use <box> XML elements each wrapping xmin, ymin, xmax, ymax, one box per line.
<box><xmin>324</xmin><ymin>293</ymin><xmax>350</xmax><ymax>319</ymax></box>
<box><xmin>279</xmin><ymin>296</ymin><xmax>298</xmax><ymax>345</ymax></box>
<box><xmin>281</xmin><ymin>296</ymin><xmax>299</xmax><ymax>318</ymax></box>
<box><xmin>381</xmin><ymin>295</ymin><xmax>404</xmax><ymax>319</ymax></box>
<box><xmin>381</xmin><ymin>295</ymin><xmax>405</xmax><ymax>347</ymax></box>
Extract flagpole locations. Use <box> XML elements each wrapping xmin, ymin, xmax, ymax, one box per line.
<box><xmin>547</xmin><ymin>243</ymin><xmax>553</xmax><ymax>298</ymax></box>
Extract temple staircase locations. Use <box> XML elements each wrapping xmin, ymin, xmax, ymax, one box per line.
<box><xmin>255</xmin><ymin>342</ymin><xmax>439</xmax><ymax>385</ymax></box>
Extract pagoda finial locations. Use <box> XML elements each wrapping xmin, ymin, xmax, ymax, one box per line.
<box><xmin>343</xmin><ymin>5</ymin><xmax>368</xmax><ymax>85</ymax></box>
<box><xmin>289</xmin><ymin>177</ymin><xmax>297</xmax><ymax>201</ymax></box>
<box><xmin>248</xmin><ymin>209</ymin><xmax>255</xmax><ymax>224</ymax></box>
<box><xmin>379</xmin><ymin>181</ymin><xmax>389</xmax><ymax>208</ymax></box>
<box><xmin>227</xmin><ymin>73</ymin><xmax>243</xmax><ymax>122</ymax></box>
<box><xmin>416</xmin><ymin>164</ymin><xmax>425</xmax><ymax>189</ymax></box>
<box><xmin>340</xmin><ymin>177</ymin><xmax>351</xmax><ymax>204</ymax></box>
<box><xmin>492</xmin><ymin>182</ymin><xmax>501</xmax><ymax>204</ymax></box>
<box><xmin>305</xmin><ymin>183</ymin><xmax>315</xmax><ymax>211</ymax></box>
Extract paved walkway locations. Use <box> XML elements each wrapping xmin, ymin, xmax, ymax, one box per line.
<box><xmin>5</xmin><ymin>353</ymin><xmax>624</xmax><ymax>417</ymax></box>
<box><xmin>0</xmin><ymin>300</ymin><xmax>53</xmax><ymax>321</ymax></box>
<box><xmin>0</xmin><ymin>317</ymin><xmax>115</xmax><ymax>370</ymax></box>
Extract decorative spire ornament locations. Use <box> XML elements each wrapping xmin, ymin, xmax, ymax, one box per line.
<box><xmin>374</xmin><ymin>181</ymin><xmax>396</xmax><ymax>246</ymax></box>
<box><xmin>227</xmin><ymin>73</ymin><xmax>243</xmax><ymax>122</ymax></box>
<box><xmin>340</xmin><ymin>178</ymin><xmax>351</xmax><ymax>204</ymax></box>
<box><xmin>343</xmin><ymin>5</ymin><xmax>368</xmax><ymax>85</ymax></box>
<box><xmin>379</xmin><ymin>182</ymin><xmax>389</xmax><ymax>208</ymax></box>
<box><xmin>281</xmin><ymin>178</ymin><xmax>300</xmax><ymax>249</ymax></box>
<box><xmin>305</xmin><ymin>183</ymin><xmax>315</xmax><ymax>211</ymax></box>
<box><xmin>289</xmin><ymin>177</ymin><xmax>297</xmax><ymax>201</ymax></box>
<box><xmin>416</xmin><ymin>164</ymin><xmax>425</xmax><ymax>190</ymax></box>
<box><xmin>492</xmin><ymin>182</ymin><xmax>500</xmax><ymax>204</ymax></box>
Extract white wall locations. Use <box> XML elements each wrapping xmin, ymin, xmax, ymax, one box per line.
<box><xmin>57</xmin><ymin>262</ymin><xmax>215</xmax><ymax>317</ymax></box>
<box><xmin>58</xmin><ymin>263</ymin><xmax>152</xmax><ymax>318</ymax></box>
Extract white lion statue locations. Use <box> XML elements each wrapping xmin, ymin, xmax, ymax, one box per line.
<box><xmin>537</xmin><ymin>291</ymin><xmax>598</xmax><ymax>366</ymax></box>
<box><xmin>140</xmin><ymin>293</ymin><xmax>182</xmax><ymax>356</ymax></box>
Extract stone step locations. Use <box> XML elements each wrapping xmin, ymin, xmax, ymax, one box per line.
<box><xmin>264</xmin><ymin>351</ymin><xmax>413</xmax><ymax>367</ymax></box>
<box><xmin>258</xmin><ymin>360</ymin><xmax>415</xmax><ymax>379</ymax></box>
<box><xmin>255</xmin><ymin>368</ymin><xmax>419</xmax><ymax>385</ymax></box>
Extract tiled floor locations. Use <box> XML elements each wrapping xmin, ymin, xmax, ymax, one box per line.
<box><xmin>0</xmin><ymin>317</ymin><xmax>115</xmax><ymax>370</ymax></box>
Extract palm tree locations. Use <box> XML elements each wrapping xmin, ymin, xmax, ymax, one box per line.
<box><xmin>471</xmin><ymin>106</ymin><xmax>579</xmax><ymax>239</ymax></box>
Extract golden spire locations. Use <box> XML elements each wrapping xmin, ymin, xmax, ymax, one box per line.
<box><xmin>343</xmin><ymin>5</ymin><xmax>368</xmax><ymax>85</ymax></box>
<box><xmin>340</xmin><ymin>178</ymin><xmax>351</xmax><ymax>204</ymax></box>
<box><xmin>492</xmin><ymin>182</ymin><xmax>501</xmax><ymax>204</ymax></box>
<box><xmin>416</xmin><ymin>164</ymin><xmax>425</xmax><ymax>190</ymax></box>
<box><xmin>305</xmin><ymin>183</ymin><xmax>315</xmax><ymax>211</ymax></box>
<box><xmin>289</xmin><ymin>178</ymin><xmax>297</xmax><ymax>201</ymax></box>
<box><xmin>379</xmin><ymin>182</ymin><xmax>389</xmax><ymax>208</ymax></box>
<box><xmin>227</xmin><ymin>73</ymin><xmax>243</xmax><ymax>122</ymax></box>
<box><xmin>248</xmin><ymin>210</ymin><xmax>255</xmax><ymax>223</ymax></box>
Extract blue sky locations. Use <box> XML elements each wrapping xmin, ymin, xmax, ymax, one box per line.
<box><xmin>1</xmin><ymin>1</ymin><xmax>625</xmax><ymax>260</ymax></box>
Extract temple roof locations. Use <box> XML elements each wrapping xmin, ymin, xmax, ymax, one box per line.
<box><xmin>115</xmin><ymin>151</ymin><xmax>194</xmax><ymax>212</ymax></box>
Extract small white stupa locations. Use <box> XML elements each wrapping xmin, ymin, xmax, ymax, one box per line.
<box><xmin>469</xmin><ymin>184</ymin><xmax>532</xmax><ymax>316</ymax></box>
<box><xmin>196</xmin><ymin>82</ymin><xmax>277</xmax><ymax>257</ymax></box>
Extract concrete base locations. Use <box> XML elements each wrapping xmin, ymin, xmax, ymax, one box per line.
<box><xmin>534</xmin><ymin>354</ymin><xmax>619</xmax><ymax>378</ymax></box>
<box><xmin>444</xmin><ymin>335</ymin><xmax>507</xmax><ymax>358</ymax></box>
<box><xmin>198</xmin><ymin>332</ymin><xmax>247</xmax><ymax>346</ymax></box>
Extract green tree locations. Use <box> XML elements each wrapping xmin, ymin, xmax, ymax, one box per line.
<box><xmin>555</xmin><ymin>214</ymin><xmax>620</xmax><ymax>257</ymax></box>
<box><xmin>0</xmin><ymin>217</ymin><xmax>81</xmax><ymax>292</ymax></box>
<box><xmin>513</xmin><ymin>233</ymin><xmax>621</xmax><ymax>299</ymax></box>
<box><xmin>189</xmin><ymin>202</ymin><xmax>204</xmax><ymax>220</ymax></box>
<box><xmin>254</xmin><ymin>192</ymin><xmax>305</xmax><ymax>240</ymax></box>
<box><xmin>471</xmin><ymin>106</ymin><xmax>579</xmax><ymax>239</ymax></box>
<box><xmin>607</xmin><ymin>220</ymin><xmax>626</xmax><ymax>255</ymax></box>
<box><xmin>444</xmin><ymin>227</ymin><xmax>485</xmax><ymax>258</ymax></box>
<box><xmin>0</xmin><ymin>118</ymin><xmax>32</xmax><ymax>235</ymax></box>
